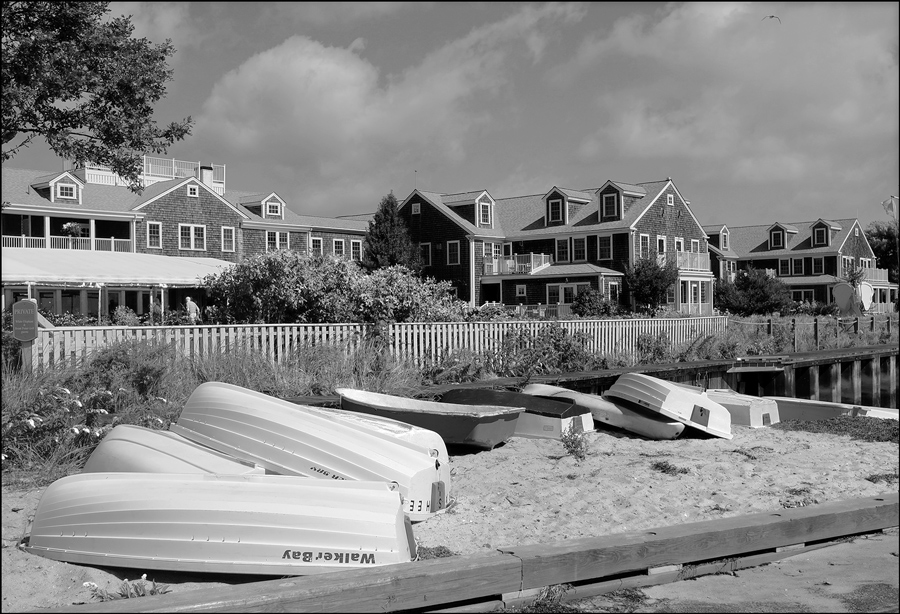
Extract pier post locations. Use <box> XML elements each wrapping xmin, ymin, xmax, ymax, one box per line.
<box><xmin>783</xmin><ymin>364</ymin><xmax>795</xmax><ymax>399</ymax></box>
<box><xmin>810</xmin><ymin>365</ymin><xmax>819</xmax><ymax>401</ymax></box>
<box><xmin>868</xmin><ymin>358</ymin><xmax>880</xmax><ymax>407</ymax></box>
<box><xmin>889</xmin><ymin>355</ymin><xmax>897</xmax><ymax>409</ymax></box>
<box><xmin>831</xmin><ymin>363</ymin><xmax>842</xmax><ymax>403</ymax></box>
<box><xmin>813</xmin><ymin>318</ymin><xmax>819</xmax><ymax>350</ymax></box>
<box><xmin>851</xmin><ymin>360</ymin><xmax>862</xmax><ymax>404</ymax></box>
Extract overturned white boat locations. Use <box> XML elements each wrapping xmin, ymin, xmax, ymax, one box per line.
<box><xmin>24</xmin><ymin>473</ymin><xmax>415</xmax><ymax>575</ymax></box>
<box><xmin>764</xmin><ymin>396</ymin><xmax>899</xmax><ymax>422</ymax></box>
<box><xmin>82</xmin><ymin>424</ymin><xmax>264</xmax><ymax>475</ymax></box>
<box><xmin>171</xmin><ymin>382</ymin><xmax>447</xmax><ymax>521</ymax></box>
<box><xmin>606</xmin><ymin>373</ymin><xmax>733</xmax><ymax>439</ymax></box>
<box><xmin>704</xmin><ymin>389</ymin><xmax>780</xmax><ymax>427</ymax></box>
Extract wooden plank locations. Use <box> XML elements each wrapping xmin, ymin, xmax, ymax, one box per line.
<box><xmin>46</xmin><ymin>552</ymin><xmax>521</xmax><ymax>613</ymax></box>
<box><xmin>498</xmin><ymin>493</ymin><xmax>898</xmax><ymax>589</ymax></box>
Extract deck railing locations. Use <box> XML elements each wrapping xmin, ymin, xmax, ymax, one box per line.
<box><xmin>28</xmin><ymin>316</ymin><xmax>729</xmax><ymax>370</ymax></box>
<box><xmin>5</xmin><ymin>236</ymin><xmax>133</xmax><ymax>252</ymax></box>
<box><xmin>483</xmin><ymin>253</ymin><xmax>552</xmax><ymax>276</ymax></box>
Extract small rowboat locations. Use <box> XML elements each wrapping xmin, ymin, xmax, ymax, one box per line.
<box><xmin>171</xmin><ymin>382</ymin><xmax>447</xmax><ymax>521</ymax></box>
<box><xmin>438</xmin><ymin>388</ymin><xmax>594</xmax><ymax>440</ymax></box>
<box><xmin>704</xmin><ymin>389</ymin><xmax>780</xmax><ymax>427</ymax></box>
<box><xmin>606</xmin><ymin>373</ymin><xmax>733</xmax><ymax>439</ymax></box>
<box><xmin>336</xmin><ymin>388</ymin><xmax>523</xmax><ymax>450</ymax></box>
<box><xmin>82</xmin><ymin>424</ymin><xmax>264</xmax><ymax>475</ymax></box>
<box><xmin>521</xmin><ymin>383</ymin><xmax>686</xmax><ymax>440</ymax></box>
<box><xmin>24</xmin><ymin>473</ymin><xmax>415</xmax><ymax>575</ymax></box>
<box><xmin>764</xmin><ymin>397</ymin><xmax>899</xmax><ymax>422</ymax></box>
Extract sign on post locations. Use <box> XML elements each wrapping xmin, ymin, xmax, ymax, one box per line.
<box><xmin>12</xmin><ymin>299</ymin><xmax>39</xmax><ymax>342</ymax></box>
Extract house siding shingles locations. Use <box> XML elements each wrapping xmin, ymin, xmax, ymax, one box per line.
<box><xmin>632</xmin><ymin>185</ymin><xmax>706</xmax><ymax>260</ymax></box>
<box><xmin>403</xmin><ymin>195</ymin><xmax>472</xmax><ymax>302</ymax></box>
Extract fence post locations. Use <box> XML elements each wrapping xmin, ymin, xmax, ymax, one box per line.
<box><xmin>813</xmin><ymin>317</ymin><xmax>819</xmax><ymax>350</ymax></box>
<box><xmin>767</xmin><ymin>318</ymin><xmax>772</xmax><ymax>336</ymax></box>
<box><xmin>853</xmin><ymin>317</ymin><xmax>859</xmax><ymax>334</ymax></box>
<box><xmin>870</xmin><ymin>316</ymin><xmax>875</xmax><ymax>333</ymax></box>
<box><xmin>792</xmin><ymin>318</ymin><xmax>797</xmax><ymax>352</ymax></box>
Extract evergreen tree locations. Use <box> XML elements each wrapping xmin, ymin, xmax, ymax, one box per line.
<box><xmin>362</xmin><ymin>192</ymin><xmax>421</xmax><ymax>272</ymax></box>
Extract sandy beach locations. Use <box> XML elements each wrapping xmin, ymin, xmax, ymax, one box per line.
<box><xmin>2</xmin><ymin>422</ymin><xmax>897</xmax><ymax>612</ymax></box>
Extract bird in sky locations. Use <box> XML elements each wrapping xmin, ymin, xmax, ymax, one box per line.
<box><xmin>761</xmin><ymin>15</ymin><xmax>782</xmax><ymax>23</ymax></box>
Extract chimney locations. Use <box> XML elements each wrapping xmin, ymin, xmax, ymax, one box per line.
<box><xmin>200</xmin><ymin>165</ymin><xmax>214</xmax><ymax>187</ymax></box>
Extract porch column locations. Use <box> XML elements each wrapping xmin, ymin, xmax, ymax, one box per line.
<box><xmin>44</xmin><ymin>217</ymin><xmax>51</xmax><ymax>248</ymax></box>
<box><xmin>149</xmin><ymin>288</ymin><xmax>155</xmax><ymax>324</ymax></box>
<box><xmin>89</xmin><ymin>219</ymin><xmax>96</xmax><ymax>250</ymax></box>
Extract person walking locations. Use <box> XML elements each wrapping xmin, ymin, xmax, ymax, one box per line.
<box><xmin>185</xmin><ymin>296</ymin><xmax>200</xmax><ymax>324</ymax></box>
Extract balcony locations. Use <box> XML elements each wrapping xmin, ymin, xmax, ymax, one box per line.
<box><xmin>483</xmin><ymin>253</ymin><xmax>552</xmax><ymax>276</ymax></box>
<box><xmin>3</xmin><ymin>235</ymin><xmax>133</xmax><ymax>252</ymax></box>
<box><xmin>841</xmin><ymin>266</ymin><xmax>890</xmax><ymax>283</ymax></box>
<box><xmin>67</xmin><ymin>156</ymin><xmax>226</xmax><ymax>195</ymax></box>
<box><xmin>652</xmin><ymin>251</ymin><xmax>710</xmax><ymax>271</ymax></box>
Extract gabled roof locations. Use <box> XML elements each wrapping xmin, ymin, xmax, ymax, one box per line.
<box><xmin>2</xmin><ymin>167</ymin><xmax>142</xmax><ymax>213</ymax></box>
<box><xmin>727</xmin><ymin>218</ymin><xmax>861</xmax><ymax>258</ymax></box>
<box><xmin>766</xmin><ymin>222</ymin><xmax>799</xmax><ymax>234</ymax></box>
<box><xmin>599</xmin><ymin>180</ymin><xmax>647</xmax><ymax>196</ymax></box>
<box><xmin>135</xmin><ymin>178</ymin><xmax>250</xmax><ymax>220</ymax></box>
<box><xmin>703</xmin><ymin>223</ymin><xmax>727</xmax><ymax>234</ymax></box>
<box><xmin>401</xmin><ymin>190</ymin><xmax>504</xmax><ymax>238</ymax></box>
<box><xmin>558</xmin><ymin>188</ymin><xmax>593</xmax><ymax>203</ymax></box>
<box><xmin>30</xmin><ymin>170</ymin><xmax>84</xmax><ymax>188</ymax></box>
<box><xmin>442</xmin><ymin>190</ymin><xmax>490</xmax><ymax>206</ymax></box>
<box><xmin>811</xmin><ymin>218</ymin><xmax>842</xmax><ymax>231</ymax></box>
<box><xmin>529</xmin><ymin>263</ymin><xmax>623</xmax><ymax>277</ymax></box>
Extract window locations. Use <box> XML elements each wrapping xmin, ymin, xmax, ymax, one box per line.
<box><xmin>420</xmin><ymin>243</ymin><xmax>431</xmax><ymax>266</ymax></box>
<box><xmin>267</xmin><ymin>231</ymin><xmax>289</xmax><ymax>251</ymax></box>
<box><xmin>549</xmin><ymin>199</ymin><xmax>562</xmax><ymax>222</ymax></box>
<box><xmin>812</xmin><ymin>257</ymin><xmax>824</xmax><ymax>275</ymax></box>
<box><xmin>447</xmin><ymin>240</ymin><xmax>460</xmax><ymax>265</ymax></box>
<box><xmin>598</xmin><ymin>235</ymin><xmax>612</xmax><ymax>260</ymax></box>
<box><xmin>639</xmin><ymin>234</ymin><xmax>650</xmax><ymax>259</ymax></box>
<box><xmin>603</xmin><ymin>194</ymin><xmax>617</xmax><ymax>218</ymax></box>
<box><xmin>666</xmin><ymin>194</ymin><xmax>674</xmax><ymax>206</ymax></box>
<box><xmin>179</xmin><ymin>224</ymin><xmax>205</xmax><ymax>250</ymax></box>
<box><xmin>842</xmin><ymin>255</ymin><xmax>853</xmax><ymax>275</ymax></box>
<box><xmin>351</xmin><ymin>240</ymin><xmax>362</xmax><ymax>261</ymax></box>
<box><xmin>608</xmin><ymin>282</ymin><xmax>619</xmax><ymax>304</ymax></box>
<box><xmin>147</xmin><ymin>222</ymin><xmax>162</xmax><ymax>249</ymax></box>
<box><xmin>657</xmin><ymin>235</ymin><xmax>667</xmax><ymax>255</ymax></box>
<box><xmin>266</xmin><ymin>201</ymin><xmax>281</xmax><ymax>217</ymax></box>
<box><xmin>548</xmin><ymin>284</ymin><xmax>586</xmax><ymax>305</ymax></box>
<box><xmin>480</xmin><ymin>202</ymin><xmax>491</xmax><ymax>226</ymax></box>
<box><xmin>57</xmin><ymin>183</ymin><xmax>76</xmax><ymax>199</ymax></box>
<box><xmin>573</xmin><ymin>237</ymin><xmax>586</xmax><ymax>261</ymax></box>
<box><xmin>854</xmin><ymin>227</ymin><xmax>859</xmax><ymax>237</ymax></box>
<box><xmin>770</xmin><ymin>230</ymin><xmax>784</xmax><ymax>249</ymax></box>
<box><xmin>503</xmin><ymin>243</ymin><xmax>512</xmax><ymax>257</ymax></box>
<box><xmin>187</xmin><ymin>185</ymin><xmax>199</xmax><ymax>198</ymax></box>
<box><xmin>310</xmin><ymin>237</ymin><xmax>322</xmax><ymax>256</ymax></box>
<box><xmin>814</xmin><ymin>227</ymin><xmax>827</xmax><ymax>245</ymax></box>
<box><xmin>493</xmin><ymin>243</ymin><xmax>502</xmax><ymax>259</ymax></box>
<box><xmin>411</xmin><ymin>203</ymin><xmax>421</xmax><ymax>215</ymax></box>
<box><xmin>666</xmin><ymin>285</ymin><xmax>676</xmax><ymax>304</ymax></box>
<box><xmin>690</xmin><ymin>239</ymin><xmax>700</xmax><ymax>253</ymax></box>
<box><xmin>221</xmin><ymin>226</ymin><xmax>235</xmax><ymax>252</ymax></box>
<box><xmin>556</xmin><ymin>238</ymin><xmax>569</xmax><ymax>262</ymax></box>
<box><xmin>333</xmin><ymin>239</ymin><xmax>345</xmax><ymax>257</ymax></box>
<box><xmin>516</xmin><ymin>285</ymin><xmax>526</xmax><ymax>297</ymax></box>
<box><xmin>793</xmin><ymin>290</ymin><xmax>814</xmax><ymax>302</ymax></box>
<box><xmin>779</xmin><ymin>259</ymin><xmax>790</xmax><ymax>276</ymax></box>
<box><xmin>674</xmin><ymin>237</ymin><xmax>684</xmax><ymax>252</ymax></box>
<box><xmin>721</xmin><ymin>231</ymin><xmax>729</xmax><ymax>250</ymax></box>
<box><xmin>700</xmin><ymin>282</ymin><xmax>708</xmax><ymax>304</ymax></box>
<box><xmin>860</xmin><ymin>258</ymin><xmax>871</xmax><ymax>269</ymax></box>
<box><xmin>792</xmin><ymin>258</ymin><xmax>804</xmax><ymax>276</ymax></box>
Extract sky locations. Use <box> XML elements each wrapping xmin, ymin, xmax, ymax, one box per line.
<box><xmin>7</xmin><ymin>2</ymin><xmax>899</xmax><ymax>230</ymax></box>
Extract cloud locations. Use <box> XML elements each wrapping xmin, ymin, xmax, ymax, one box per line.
<box><xmin>110</xmin><ymin>2</ymin><xmax>207</xmax><ymax>52</ymax></box>
<box><xmin>194</xmin><ymin>3</ymin><xmax>585</xmax><ymax>215</ymax></box>
<box><xmin>258</xmin><ymin>3</ymin><xmax>415</xmax><ymax>28</ymax></box>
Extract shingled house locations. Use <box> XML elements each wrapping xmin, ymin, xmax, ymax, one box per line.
<box><xmin>1</xmin><ymin>157</ymin><xmax>367</xmax><ymax>318</ymax></box>
<box><xmin>398</xmin><ymin>178</ymin><xmax>715</xmax><ymax>315</ymax></box>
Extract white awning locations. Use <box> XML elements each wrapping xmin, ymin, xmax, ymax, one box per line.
<box><xmin>2</xmin><ymin>247</ymin><xmax>233</xmax><ymax>288</ymax></box>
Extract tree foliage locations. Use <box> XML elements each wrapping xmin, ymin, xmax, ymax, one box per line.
<box><xmin>717</xmin><ymin>267</ymin><xmax>793</xmax><ymax>316</ymax></box>
<box><xmin>865</xmin><ymin>220</ymin><xmax>898</xmax><ymax>284</ymax></box>
<box><xmin>570</xmin><ymin>288</ymin><xmax>616</xmax><ymax>317</ymax></box>
<box><xmin>362</xmin><ymin>192</ymin><xmax>421</xmax><ymax>272</ymax></box>
<box><xmin>2</xmin><ymin>1</ymin><xmax>192</xmax><ymax>191</ymax></box>
<box><xmin>623</xmin><ymin>256</ymin><xmax>679</xmax><ymax>314</ymax></box>
<box><xmin>201</xmin><ymin>251</ymin><xmax>467</xmax><ymax>325</ymax></box>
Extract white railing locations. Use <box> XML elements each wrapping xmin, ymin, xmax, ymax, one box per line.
<box><xmin>48</xmin><ymin>236</ymin><xmax>91</xmax><ymax>250</ymax></box>
<box><xmin>68</xmin><ymin>156</ymin><xmax>225</xmax><ymax>190</ymax></box>
<box><xmin>841</xmin><ymin>266</ymin><xmax>890</xmax><ymax>283</ymax></box>
<box><xmin>2</xmin><ymin>235</ymin><xmax>46</xmax><ymax>248</ymax></box>
<box><xmin>483</xmin><ymin>253</ymin><xmax>552</xmax><ymax>276</ymax></box>
<box><xmin>29</xmin><ymin>316</ymin><xmax>729</xmax><ymax>370</ymax></box>
<box><xmin>675</xmin><ymin>251</ymin><xmax>710</xmax><ymax>271</ymax></box>
<box><xmin>93</xmin><ymin>238</ymin><xmax>133</xmax><ymax>252</ymax></box>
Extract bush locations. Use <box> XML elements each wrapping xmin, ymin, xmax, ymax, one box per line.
<box><xmin>571</xmin><ymin>289</ymin><xmax>615</xmax><ymax>318</ymax></box>
<box><xmin>636</xmin><ymin>332</ymin><xmax>671</xmax><ymax>363</ymax></box>
<box><xmin>112</xmin><ymin>305</ymin><xmax>141</xmax><ymax>326</ymax></box>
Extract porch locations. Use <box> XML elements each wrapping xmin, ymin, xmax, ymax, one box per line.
<box><xmin>1</xmin><ymin>214</ymin><xmax>134</xmax><ymax>252</ymax></box>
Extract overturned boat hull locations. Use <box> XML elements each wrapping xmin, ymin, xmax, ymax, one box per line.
<box><xmin>336</xmin><ymin>388</ymin><xmax>522</xmax><ymax>450</ymax></box>
<box><xmin>82</xmin><ymin>425</ymin><xmax>264</xmax><ymax>475</ymax></box>
<box><xmin>171</xmin><ymin>382</ymin><xmax>447</xmax><ymax>521</ymax></box>
<box><xmin>522</xmin><ymin>383</ymin><xmax>686</xmax><ymax>440</ymax></box>
<box><xmin>606</xmin><ymin>373</ymin><xmax>733</xmax><ymax>439</ymax></box>
<box><xmin>704</xmin><ymin>389</ymin><xmax>780</xmax><ymax>427</ymax></box>
<box><xmin>764</xmin><ymin>396</ymin><xmax>899</xmax><ymax>422</ymax></box>
<box><xmin>24</xmin><ymin>473</ymin><xmax>415</xmax><ymax>575</ymax></box>
<box><xmin>439</xmin><ymin>388</ymin><xmax>593</xmax><ymax>440</ymax></box>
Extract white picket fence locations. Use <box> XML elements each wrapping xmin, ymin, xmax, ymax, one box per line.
<box><xmin>28</xmin><ymin>316</ymin><xmax>728</xmax><ymax>370</ymax></box>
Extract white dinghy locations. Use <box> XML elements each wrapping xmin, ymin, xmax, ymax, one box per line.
<box><xmin>704</xmin><ymin>389</ymin><xmax>780</xmax><ymax>427</ymax></box>
<box><xmin>606</xmin><ymin>373</ymin><xmax>733</xmax><ymax>439</ymax></box>
<box><xmin>24</xmin><ymin>473</ymin><xmax>415</xmax><ymax>575</ymax></box>
<box><xmin>171</xmin><ymin>382</ymin><xmax>447</xmax><ymax>521</ymax></box>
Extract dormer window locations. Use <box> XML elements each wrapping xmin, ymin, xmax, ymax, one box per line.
<box><xmin>266</xmin><ymin>201</ymin><xmax>281</xmax><ymax>217</ymax></box>
<box><xmin>549</xmin><ymin>199</ymin><xmax>563</xmax><ymax>222</ymax></box>
<box><xmin>814</xmin><ymin>227</ymin><xmax>827</xmax><ymax>246</ymax></box>
<box><xmin>480</xmin><ymin>201</ymin><xmax>491</xmax><ymax>226</ymax></box>
<box><xmin>187</xmin><ymin>184</ymin><xmax>199</xmax><ymax>198</ymax></box>
<box><xmin>602</xmin><ymin>194</ymin><xmax>617</xmax><ymax>218</ymax></box>
<box><xmin>721</xmin><ymin>231</ymin><xmax>729</xmax><ymax>250</ymax></box>
<box><xmin>57</xmin><ymin>183</ymin><xmax>76</xmax><ymax>199</ymax></box>
<box><xmin>770</xmin><ymin>229</ymin><xmax>784</xmax><ymax>249</ymax></box>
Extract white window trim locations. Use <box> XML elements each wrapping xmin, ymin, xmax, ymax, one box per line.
<box><xmin>187</xmin><ymin>184</ymin><xmax>199</xmax><ymax>198</ymax></box>
<box><xmin>266</xmin><ymin>201</ymin><xmax>282</xmax><ymax>218</ymax></box>
<box><xmin>310</xmin><ymin>237</ymin><xmax>323</xmax><ymax>256</ymax></box>
<box><xmin>411</xmin><ymin>202</ymin><xmax>421</xmax><ymax>215</ymax></box>
<box><xmin>598</xmin><ymin>235</ymin><xmax>612</xmax><ymax>260</ymax></box>
<box><xmin>770</xmin><ymin>230</ymin><xmax>784</xmax><ymax>249</ymax></box>
<box><xmin>503</xmin><ymin>242</ymin><xmax>513</xmax><ymax>257</ymax></box>
<box><xmin>447</xmin><ymin>240</ymin><xmax>460</xmax><ymax>265</ymax></box>
<box><xmin>267</xmin><ymin>230</ymin><xmax>289</xmax><ymax>252</ymax></box>
<box><xmin>147</xmin><ymin>221</ymin><xmax>162</xmax><ymax>249</ymax></box>
<box><xmin>792</xmin><ymin>289</ymin><xmax>814</xmax><ymax>302</ymax></box>
<box><xmin>57</xmin><ymin>183</ymin><xmax>77</xmax><ymax>199</ymax></box>
<box><xmin>721</xmin><ymin>232</ymin><xmax>729</xmax><ymax>250</ymax></box>
<box><xmin>221</xmin><ymin>226</ymin><xmax>235</xmax><ymax>252</ymax></box>
<box><xmin>666</xmin><ymin>194</ymin><xmax>674</xmax><ymax>206</ymax></box>
<box><xmin>548</xmin><ymin>198</ymin><xmax>563</xmax><ymax>223</ymax></box>
<box><xmin>690</xmin><ymin>239</ymin><xmax>700</xmax><ymax>253</ymax></box>
<box><xmin>420</xmin><ymin>242</ymin><xmax>431</xmax><ymax>266</ymax></box>
<box><xmin>792</xmin><ymin>257</ymin><xmax>804</xmax><ymax>276</ymax></box>
<box><xmin>516</xmin><ymin>284</ymin><xmax>526</xmax><ymax>297</ymax></box>
<box><xmin>480</xmin><ymin>202</ymin><xmax>491</xmax><ymax>226</ymax></box>
<box><xmin>556</xmin><ymin>238</ymin><xmax>570</xmax><ymax>262</ymax></box>
<box><xmin>814</xmin><ymin>227</ymin><xmax>827</xmax><ymax>246</ymax></box>
<box><xmin>812</xmin><ymin>257</ymin><xmax>824</xmax><ymax>275</ymax></box>
<box><xmin>333</xmin><ymin>238</ymin><xmax>345</xmax><ymax>257</ymax></box>
<box><xmin>778</xmin><ymin>259</ymin><xmax>790</xmax><ymax>276</ymax></box>
<box><xmin>547</xmin><ymin>283</ymin><xmax>587</xmax><ymax>306</ymax></box>
<box><xmin>675</xmin><ymin>237</ymin><xmax>684</xmax><ymax>252</ymax></box>
<box><xmin>351</xmin><ymin>239</ymin><xmax>362</xmax><ymax>261</ymax></box>
<box><xmin>602</xmin><ymin>194</ymin><xmax>617</xmax><ymax>218</ymax></box>
<box><xmin>608</xmin><ymin>281</ymin><xmax>620</xmax><ymax>303</ymax></box>
<box><xmin>656</xmin><ymin>235</ymin><xmax>667</xmax><ymax>255</ymax></box>
<box><xmin>178</xmin><ymin>223</ymin><xmax>206</xmax><ymax>251</ymax></box>
<box><xmin>639</xmin><ymin>233</ymin><xmax>650</xmax><ymax>259</ymax></box>
<box><xmin>572</xmin><ymin>236</ymin><xmax>587</xmax><ymax>262</ymax></box>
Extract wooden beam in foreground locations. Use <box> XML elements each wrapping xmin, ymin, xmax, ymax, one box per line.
<box><xmin>40</xmin><ymin>493</ymin><xmax>897</xmax><ymax>614</ymax></box>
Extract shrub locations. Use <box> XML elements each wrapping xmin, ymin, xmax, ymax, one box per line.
<box><xmin>636</xmin><ymin>332</ymin><xmax>671</xmax><ymax>363</ymax></box>
<box><xmin>623</xmin><ymin>257</ymin><xmax>679</xmax><ymax>315</ymax></box>
<box><xmin>112</xmin><ymin>305</ymin><xmax>141</xmax><ymax>326</ymax></box>
<box><xmin>561</xmin><ymin>422</ymin><xmax>587</xmax><ymax>461</ymax></box>
<box><xmin>571</xmin><ymin>289</ymin><xmax>615</xmax><ymax>317</ymax></box>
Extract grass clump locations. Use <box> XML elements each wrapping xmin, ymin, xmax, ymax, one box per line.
<box><xmin>561</xmin><ymin>422</ymin><xmax>588</xmax><ymax>461</ymax></box>
<box><xmin>416</xmin><ymin>545</ymin><xmax>457</xmax><ymax>560</ymax></box>
<box><xmin>83</xmin><ymin>575</ymin><xmax>170</xmax><ymax>602</ymax></box>
<box><xmin>865</xmin><ymin>470</ymin><xmax>899</xmax><ymax>484</ymax></box>
<box><xmin>772</xmin><ymin>416</ymin><xmax>899</xmax><ymax>444</ymax></box>
<box><xmin>514</xmin><ymin>584</ymin><xmax>580</xmax><ymax>613</ymax></box>
<box><xmin>650</xmin><ymin>460</ymin><xmax>689</xmax><ymax>476</ymax></box>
